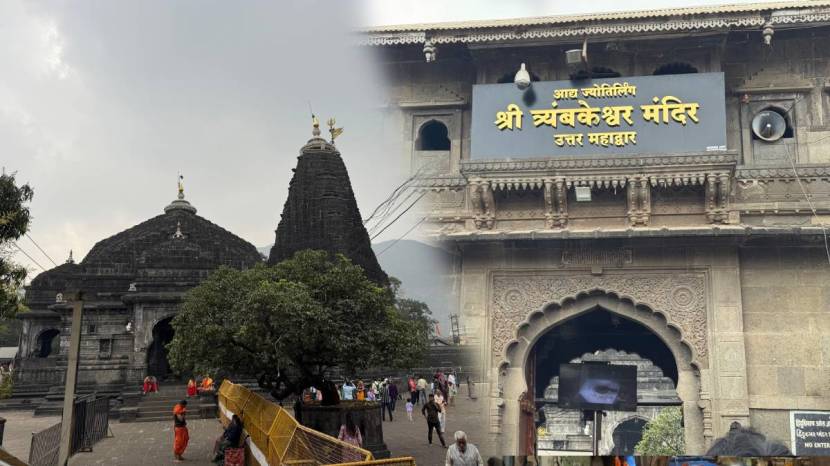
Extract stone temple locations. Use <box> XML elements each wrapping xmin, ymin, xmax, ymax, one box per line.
<box><xmin>13</xmin><ymin>185</ymin><xmax>263</xmax><ymax>403</ymax></box>
<box><xmin>12</xmin><ymin>123</ymin><xmax>389</xmax><ymax>416</ymax></box>
<box><xmin>364</xmin><ymin>0</ymin><xmax>830</xmax><ymax>456</ymax></box>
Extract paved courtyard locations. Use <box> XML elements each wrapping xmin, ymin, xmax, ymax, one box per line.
<box><xmin>1</xmin><ymin>385</ymin><xmax>490</xmax><ymax>465</ymax></box>
<box><xmin>382</xmin><ymin>389</ymin><xmax>492</xmax><ymax>464</ymax></box>
<box><xmin>68</xmin><ymin>418</ymin><xmax>223</xmax><ymax>465</ymax></box>
<box><xmin>0</xmin><ymin>410</ymin><xmax>61</xmax><ymax>462</ymax></box>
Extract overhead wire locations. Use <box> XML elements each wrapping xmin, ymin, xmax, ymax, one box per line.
<box><xmin>11</xmin><ymin>241</ymin><xmax>46</xmax><ymax>272</ymax></box>
<box><xmin>368</xmin><ymin>188</ymin><xmax>421</xmax><ymax>236</ymax></box>
<box><xmin>376</xmin><ymin>217</ymin><xmax>427</xmax><ymax>257</ymax></box>
<box><xmin>370</xmin><ymin>190</ymin><xmax>428</xmax><ymax>241</ymax></box>
<box><xmin>25</xmin><ymin>232</ymin><xmax>58</xmax><ymax>267</ymax></box>
<box><xmin>768</xmin><ymin>93</ymin><xmax>830</xmax><ymax>265</ymax></box>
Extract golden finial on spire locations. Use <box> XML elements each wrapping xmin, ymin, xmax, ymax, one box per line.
<box><xmin>177</xmin><ymin>174</ymin><xmax>184</xmax><ymax>200</ymax></box>
<box><xmin>312</xmin><ymin>114</ymin><xmax>321</xmax><ymax>137</ymax></box>
<box><xmin>327</xmin><ymin>117</ymin><xmax>344</xmax><ymax>143</ymax></box>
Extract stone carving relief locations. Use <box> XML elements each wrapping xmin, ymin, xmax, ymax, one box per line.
<box><xmin>490</xmin><ymin>273</ymin><xmax>708</xmax><ymax>368</ymax></box>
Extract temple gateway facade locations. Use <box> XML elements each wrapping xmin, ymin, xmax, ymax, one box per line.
<box><xmin>365</xmin><ymin>1</ymin><xmax>830</xmax><ymax>456</ymax></box>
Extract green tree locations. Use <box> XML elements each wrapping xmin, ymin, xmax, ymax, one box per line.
<box><xmin>167</xmin><ymin>249</ymin><xmax>430</xmax><ymax>405</ymax></box>
<box><xmin>635</xmin><ymin>406</ymin><xmax>685</xmax><ymax>455</ymax></box>
<box><xmin>0</xmin><ymin>173</ymin><xmax>34</xmax><ymax>323</ymax></box>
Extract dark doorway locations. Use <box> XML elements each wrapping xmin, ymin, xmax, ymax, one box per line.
<box><xmin>612</xmin><ymin>417</ymin><xmax>647</xmax><ymax>455</ymax></box>
<box><xmin>532</xmin><ymin>308</ymin><xmax>678</xmax><ymax>399</ymax></box>
<box><xmin>147</xmin><ymin>317</ymin><xmax>174</xmax><ymax>379</ymax></box>
<box><xmin>36</xmin><ymin>329</ymin><xmax>60</xmax><ymax>358</ymax></box>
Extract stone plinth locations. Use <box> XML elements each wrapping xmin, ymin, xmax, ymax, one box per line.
<box><xmin>299</xmin><ymin>401</ymin><xmax>390</xmax><ymax>459</ymax></box>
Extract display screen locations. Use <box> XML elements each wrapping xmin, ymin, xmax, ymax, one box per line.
<box><xmin>557</xmin><ymin>362</ymin><xmax>637</xmax><ymax>411</ymax></box>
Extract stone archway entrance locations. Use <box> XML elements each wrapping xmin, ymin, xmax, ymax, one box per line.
<box><xmin>492</xmin><ymin>290</ymin><xmax>705</xmax><ymax>456</ymax></box>
<box><xmin>528</xmin><ymin>309</ymin><xmax>682</xmax><ymax>455</ymax></box>
<box><xmin>147</xmin><ymin>317</ymin><xmax>174</xmax><ymax>379</ymax></box>
<box><xmin>35</xmin><ymin>329</ymin><xmax>60</xmax><ymax>358</ymax></box>
<box><xmin>612</xmin><ymin>418</ymin><xmax>648</xmax><ymax>454</ymax></box>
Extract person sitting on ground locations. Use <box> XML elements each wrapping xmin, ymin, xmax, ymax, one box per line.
<box><xmin>213</xmin><ymin>414</ymin><xmax>243</xmax><ymax>464</ymax></box>
<box><xmin>446</xmin><ymin>430</ymin><xmax>483</xmax><ymax>466</ymax></box>
<box><xmin>337</xmin><ymin>412</ymin><xmax>363</xmax><ymax>447</ymax></box>
<box><xmin>706</xmin><ymin>421</ymin><xmax>791</xmax><ymax>456</ymax></box>
<box><xmin>186</xmin><ymin>378</ymin><xmax>197</xmax><ymax>398</ymax></box>
<box><xmin>199</xmin><ymin>375</ymin><xmax>214</xmax><ymax>393</ymax></box>
<box><xmin>143</xmin><ymin>376</ymin><xmax>152</xmax><ymax>395</ymax></box>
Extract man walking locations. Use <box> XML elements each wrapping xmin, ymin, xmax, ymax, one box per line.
<box><xmin>416</xmin><ymin>376</ymin><xmax>428</xmax><ymax>406</ymax></box>
<box><xmin>408</xmin><ymin>376</ymin><xmax>417</xmax><ymax>404</ymax></box>
<box><xmin>388</xmin><ymin>379</ymin><xmax>399</xmax><ymax>412</ymax></box>
<box><xmin>172</xmin><ymin>400</ymin><xmax>189</xmax><ymax>463</ymax></box>
<box><xmin>380</xmin><ymin>380</ymin><xmax>393</xmax><ymax>422</ymax></box>
<box><xmin>422</xmin><ymin>393</ymin><xmax>446</xmax><ymax>447</ymax></box>
<box><xmin>445</xmin><ymin>431</ymin><xmax>483</xmax><ymax>466</ymax></box>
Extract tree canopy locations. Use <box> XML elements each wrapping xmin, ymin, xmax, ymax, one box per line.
<box><xmin>168</xmin><ymin>249</ymin><xmax>431</xmax><ymax>404</ymax></box>
<box><xmin>0</xmin><ymin>173</ymin><xmax>34</xmax><ymax>322</ymax></box>
<box><xmin>635</xmin><ymin>406</ymin><xmax>685</xmax><ymax>455</ymax></box>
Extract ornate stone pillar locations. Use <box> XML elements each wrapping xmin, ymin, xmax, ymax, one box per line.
<box><xmin>544</xmin><ymin>178</ymin><xmax>568</xmax><ymax>229</ymax></box>
<box><xmin>705</xmin><ymin>173</ymin><xmax>732</xmax><ymax>224</ymax></box>
<box><xmin>470</xmin><ymin>180</ymin><xmax>495</xmax><ymax>229</ymax></box>
<box><xmin>626</xmin><ymin>177</ymin><xmax>651</xmax><ymax>226</ymax></box>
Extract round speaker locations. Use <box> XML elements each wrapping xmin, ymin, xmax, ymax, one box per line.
<box><xmin>751</xmin><ymin>110</ymin><xmax>787</xmax><ymax>142</ymax></box>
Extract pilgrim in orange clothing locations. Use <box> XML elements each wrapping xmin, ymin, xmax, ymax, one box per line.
<box><xmin>173</xmin><ymin>400</ymin><xmax>189</xmax><ymax>462</ymax></box>
<box><xmin>199</xmin><ymin>375</ymin><xmax>214</xmax><ymax>392</ymax></box>
<box><xmin>186</xmin><ymin>379</ymin><xmax>197</xmax><ymax>397</ymax></box>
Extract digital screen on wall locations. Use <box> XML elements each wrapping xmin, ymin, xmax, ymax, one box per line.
<box><xmin>558</xmin><ymin>363</ymin><xmax>637</xmax><ymax>412</ymax></box>
<box><xmin>471</xmin><ymin>72</ymin><xmax>727</xmax><ymax>160</ymax></box>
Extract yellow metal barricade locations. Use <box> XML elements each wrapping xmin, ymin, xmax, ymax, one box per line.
<box><xmin>218</xmin><ymin>380</ymin><xmax>409</xmax><ymax>466</ymax></box>
<box><xmin>327</xmin><ymin>458</ymin><xmax>417</xmax><ymax>466</ymax></box>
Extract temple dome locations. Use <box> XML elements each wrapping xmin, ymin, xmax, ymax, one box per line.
<box><xmin>25</xmin><ymin>190</ymin><xmax>263</xmax><ymax>307</ymax></box>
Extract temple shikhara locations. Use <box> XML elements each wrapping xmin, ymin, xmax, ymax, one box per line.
<box><xmin>364</xmin><ymin>0</ymin><xmax>830</xmax><ymax>456</ymax></box>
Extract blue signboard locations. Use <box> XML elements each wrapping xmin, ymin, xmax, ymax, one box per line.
<box><xmin>471</xmin><ymin>72</ymin><xmax>727</xmax><ymax>160</ymax></box>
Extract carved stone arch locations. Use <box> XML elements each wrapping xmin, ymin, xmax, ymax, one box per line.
<box><xmin>490</xmin><ymin>273</ymin><xmax>709</xmax><ymax>371</ymax></box>
<box><xmin>499</xmin><ymin>291</ymin><xmax>697</xmax><ymax>375</ymax></box>
<box><xmin>149</xmin><ymin>313</ymin><xmax>177</xmax><ymax>334</ymax></box>
<box><xmin>491</xmin><ymin>288</ymin><xmax>706</xmax><ymax>455</ymax></box>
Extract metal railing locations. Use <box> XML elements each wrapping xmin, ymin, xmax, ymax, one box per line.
<box><xmin>28</xmin><ymin>422</ymin><xmax>61</xmax><ymax>466</ymax></box>
<box><xmin>218</xmin><ymin>380</ymin><xmax>416</xmax><ymax>466</ymax></box>
<box><xmin>28</xmin><ymin>394</ymin><xmax>111</xmax><ymax>466</ymax></box>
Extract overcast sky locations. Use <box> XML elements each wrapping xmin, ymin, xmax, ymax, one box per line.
<box><xmin>5</xmin><ymin>0</ymin><xmax>764</xmax><ymax>278</ymax></box>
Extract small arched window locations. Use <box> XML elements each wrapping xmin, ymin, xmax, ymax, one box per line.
<box><xmin>416</xmin><ymin>120</ymin><xmax>450</xmax><ymax>151</ymax></box>
<box><xmin>653</xmin><ymin>62</ymin><xmax>699</xmax><ymax>75</ymax></box>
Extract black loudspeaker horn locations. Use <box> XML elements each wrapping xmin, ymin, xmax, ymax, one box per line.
<box><xmin>751</xmin><ymin>109</ymin><xmax>787</xmax><ymax>142</ymax></box>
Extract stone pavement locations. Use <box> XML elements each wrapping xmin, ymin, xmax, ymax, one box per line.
<box><xmin>0</xmin><ymin>410</ymin><xmax>61</xmax><ymax>462</ymax></box>
<box><xmin>68</xmin><ymin>418</ymin><xmax>223</xmax><ymax>465</ymax></box>
<box><xmin>382</xmin><ymin>388</ymin><xmax>493</xmax><ymax>465</ymax></box>
<box><xmin>1</xmin><ymin>386</ymin><xmax>491</xmax><ymax>465</ymax></box>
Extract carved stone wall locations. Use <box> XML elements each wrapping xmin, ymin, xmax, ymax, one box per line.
<box><xmin>490</xmin><ymin>272</ymin><xmax>708</xmax><ymax>368</ymax></box>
